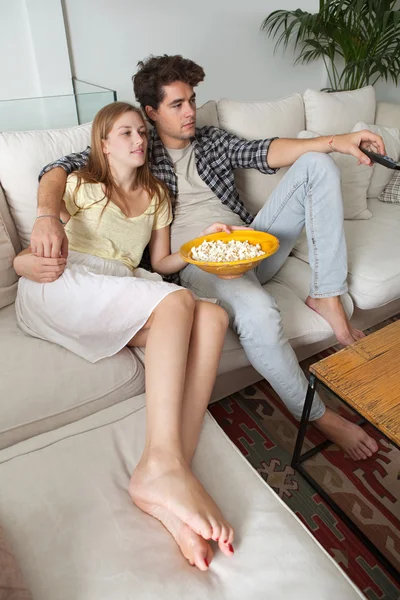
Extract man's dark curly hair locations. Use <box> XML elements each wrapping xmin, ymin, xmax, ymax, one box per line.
<box><xmin>133</xmin><ymin>55</ymin><xmax>205</xmax><ymax>124</ymax></box>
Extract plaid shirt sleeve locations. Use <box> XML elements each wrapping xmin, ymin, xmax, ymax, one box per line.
<box><xmin>220</xmin><ymin>131</ymin><xmax>279</xmax><ymax>174</ymax></box>
<box><xmin>38</xmin><ymin>147</ymin><xmax>91</xmax><ymax>181</ymax></box>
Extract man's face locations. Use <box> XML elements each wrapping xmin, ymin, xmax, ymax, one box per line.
<box><xmin>146</xmin><ymin>81</ymin><xmax>196</xmax><ymax>148</ymax></box>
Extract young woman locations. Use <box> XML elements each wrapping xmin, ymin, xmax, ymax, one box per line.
<box><xmin>13</xmin><ymin>101</ymin><xmax>236</xmax><ymax>571</ymax></box>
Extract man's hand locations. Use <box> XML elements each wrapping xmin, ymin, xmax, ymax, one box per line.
<box><xmin>30</xmin><ymin>217</ymin><xmax>68</xmax><ymax>258</ymax></box>
<box><xmin>13</xmin><ymin>252</ymin><xmax>66</xmax><ymax>283</ymax></box>
<box><xmin>332</xmin><ymin>130</ymin><xmax>386</xmax><ymax>166</ymax></box>
<box><xmin>198</xmin><ymin>223</ymin><xmax>254</xmax><ymax>237</ymax></box>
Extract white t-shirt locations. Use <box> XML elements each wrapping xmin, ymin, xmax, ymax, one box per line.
<box><xmin>167</xmin><ymin>143</ymin><xmax>244</xmax><ymax>253</ymax></box>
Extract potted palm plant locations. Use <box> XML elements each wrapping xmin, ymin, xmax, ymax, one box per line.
<box><xmin>261</xmin><ymin>0</ymin><xmax>400</xmax><ymax>91</ymax></box>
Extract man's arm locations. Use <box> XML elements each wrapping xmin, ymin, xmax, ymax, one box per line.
<box><xmin>31</xmin><ymin>168</ymin><xmax>69</xmax><ymax>258</ymax></box>
<box><xmin>222</xmin><ymin>127</ymin><xmax>385</xmax><ymax>172</ymax></box>
<box><xmin>32</xmin><ymin>147</ymin><xmax>90</xmax><ymax>258</ymax></box>
<box><xmin>267</xmin><ymin>130</ymin><xmax>386</xmax><ymax>169</ymax></box>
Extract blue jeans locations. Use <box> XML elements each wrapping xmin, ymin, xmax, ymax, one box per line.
<box><xmin>180</xmin><ymin>152</ymin><xmax>348</xmax><ymax>420</ymax></box>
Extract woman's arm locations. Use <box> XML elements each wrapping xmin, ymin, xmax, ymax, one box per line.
<box><xmin>149</xmin><ymin>227</ymin><xmax>186</xmax><ymax>276</ymax></box>
<box><xmin>149</xmin><ymin>222</ymin><xmax>253</xmax><ymax>276</ymax></box>
<box><xmin>13</xmin><ymin>247</ymin><xmax>66</xmax><ymax>283</ymax></box>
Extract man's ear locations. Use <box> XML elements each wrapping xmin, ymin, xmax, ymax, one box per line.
<box><xmin>145</xmin><ymin>105</ymin><xmax>157</xmax><ymax>122</ymax></box>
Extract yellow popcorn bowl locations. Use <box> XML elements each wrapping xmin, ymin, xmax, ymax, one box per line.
<box><xmin>179</xmin><ymin>230</ymin><xmax>280</xmax><ymax>279</ymax></box>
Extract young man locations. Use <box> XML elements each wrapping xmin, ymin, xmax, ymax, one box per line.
<box><xmin>30</xmin><ymin>55</ymin><xmax>384</xmax><ymax>462</ymax></box>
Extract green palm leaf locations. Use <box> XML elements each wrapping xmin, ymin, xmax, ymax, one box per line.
<box><xmin>261</xmin><ymin>0</ymin><xmax>400</xmax><ymax>90</ymax></box>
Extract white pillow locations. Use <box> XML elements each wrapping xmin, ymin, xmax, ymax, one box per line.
<box><xmin>0</xmin><ymin>124</ymin><xmax>92</xmax><ymax>247</ymax></box>
<box><xmin>196</xmin><ymin>101</ymin><xmax>219</xmax><ymax>128</ymax></box>
<box><xmin>303</xmin><ymin>87</ymin><xmax>376</xmax><ymax>135</ymax></box>
<box><xmin>217</xmin><ymin>94</ymin><xmax>305</xmax><ymax>214</ymax></box>
<box><xmin>353</xmin><ymin>121</ymin><xmax>400</xmax><ymax>198</ymax></box>
<box><xmin>297</xmin><ymin>128</ymin><xmax>373</xmax><ymax>220</ymax></box>
<box><xmin>375</xmin><ymin>101</ymin><xmax>400</xmax><ymax>130</ymax></box>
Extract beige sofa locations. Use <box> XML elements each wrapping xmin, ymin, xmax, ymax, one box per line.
<box><xmin>0</xmin><ymin>86</ymin><xmax>399</xmax><ymax>598</ymax></box>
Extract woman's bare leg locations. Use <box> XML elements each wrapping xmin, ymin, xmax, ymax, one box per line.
<box><xmin>178</xmin><ymin>301</ymin><xmax>234</xmax><ymax>558</ymax></box>
<box><xmin>127</xmin><ymin>291</ymin><xmax>233</xmax><ymax>570</ymax></box>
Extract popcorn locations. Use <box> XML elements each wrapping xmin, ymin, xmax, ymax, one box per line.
<box><xmin>191</xmin><ymin>239</ymin><xmax>265</xmax><ymax>262</ymax></box>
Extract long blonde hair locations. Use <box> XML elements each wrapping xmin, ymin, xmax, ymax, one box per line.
<box><xmin>72</xmin><ymin>101</ymin><xmax>171</xmax><ymax>219</ymax></box>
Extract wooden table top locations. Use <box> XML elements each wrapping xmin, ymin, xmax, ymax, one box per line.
<box><xmin>310</xmin><ymin>320</ymin><xmax>400</xmax><ymax>447</ymax></box>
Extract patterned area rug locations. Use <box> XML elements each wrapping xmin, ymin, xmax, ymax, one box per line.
<box><xmin>209</xmin><ymin>314</ymin><xmax>400</xmax><ymax>600</ymax></box>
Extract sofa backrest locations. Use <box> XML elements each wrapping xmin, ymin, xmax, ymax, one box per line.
<box><xmin>375</xmin><ymin>102</ymin><xmax>400</xmax><ymax>130</ymax></box>
<box><xmin>217</xmin><ymin>94</ymin><xmax>305</xmax><ymax>215</ymax></box>
<box><xmin>0</xmin><ymin>123</ymin><xmax>92</xmax><ymax>248</ymax></box>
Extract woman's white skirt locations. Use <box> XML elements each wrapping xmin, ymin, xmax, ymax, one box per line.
<box><xmin>15</xmin><ymin>251</ymin><xmax>184</xmax><ymax>362</ymax></box>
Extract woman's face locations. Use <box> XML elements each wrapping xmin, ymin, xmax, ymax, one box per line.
<box><xmin>102</xmin><ymin>111</ymin><xmax>148</xmax><ymax>169</ymax></box>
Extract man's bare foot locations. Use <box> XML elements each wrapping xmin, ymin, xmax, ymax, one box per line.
<box><xmin>314</xmin><ymin>407</ymin><xmax>379</xmax><ymax>461</ymax></box>
<box><xmin>129</xmin><ymin>452</ymin><xmax>234</xmax><ymax>545</ymax></box>
<box><xmin>306</xmin><ymin>295</ymin><xmax>365</xmax><ymax>346</ymax></box>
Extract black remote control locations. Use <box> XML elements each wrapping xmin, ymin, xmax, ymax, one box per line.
<box><xmin>361</xmin><ymin>148</ymin><xmax>400</xmax><ymax>170</ymax></box>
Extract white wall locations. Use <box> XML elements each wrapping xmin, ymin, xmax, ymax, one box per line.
<box><xmin>0</xmin><ymin>0</ymin><xmax>76</xmax><ymax>130</ymax></box>
<box><xmin>62</xmin><ymin>0</ymin><xmax>325</xmax><ymax>105</ymax></box>
<box><xmin>1</xmin><ymin>0</ymin><xmax>399</xmax><ymax>131</ymax></box>
<box><xmin>0</xmin><ymin>0</ymin><xmax>40</xmax><ymax>100</ymax></box>
<box><xmin>374</xmin><ymin>80</ymin><xmax>400</xmax><ymax>105</ymax></box>
<box><xmin>0</xmin><ymin>0</ymin><xmax>73</xmax><ymax>100</ymax></box>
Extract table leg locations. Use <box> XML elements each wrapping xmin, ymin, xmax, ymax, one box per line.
<box><xmin>289</xmin><ymin>377</ymin><xmax>400</xmax><ymax>582</ymax></box>
<box><xmin>291</xmin><ymin>375</ymin><xmax>317</xmax><ymax>469</ymax></box>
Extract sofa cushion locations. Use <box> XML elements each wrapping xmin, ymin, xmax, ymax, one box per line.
<box><xmin>196</xmin><ymin>100</ymin><xmax>219</xmax><ymax>128</ymax></box>
<box><xmin>266</xmin><ymin>257</ymin><xmax>353</xmax><ymax>344</ymax></box>
<box><xmin>0</xmin><ymin>397</ymin><xmax>364</xmax><ymax>600</ymax></box>
<box><xmin>303</xmin><ymin>86</ymin><xmax>376</xmax><ymax>135</ymax></box>
<box><xmin>0</xmin><ymin>188</ymin><xmax>18</xmax><ymax>310</ymax></box>
<box><xmin>375</xmin><ymin>101</ymin><xmax>400</xmax><ymax>130</ymax></box>
<box><xmin>0</xmin><ymin>124</ymin><xmax>92</xmax><ymax>247</ymax></box>
<box><xmin>217</xmin><ymin>94</ymin><xmax>305</xmax><ymax>214</ymax></box>
<box><xmin>0</xmin><ymin>303</ymin><xmax>145</xmax><ymax>450</ymax></box>
<box><xmin>297</xmin><ymin>128</ymin><xmax>372</xmax><ymax>220</ymax></box>
<box><xmin>293</xmin><ymin>199</ymin><xmax>400</xmax><ymax>310</ymax></box>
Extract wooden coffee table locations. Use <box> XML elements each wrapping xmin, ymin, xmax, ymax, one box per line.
<box><xmin>291</xmin><ymin>319</ymin><xmax>400</xmax><ymax>582</ymax></box>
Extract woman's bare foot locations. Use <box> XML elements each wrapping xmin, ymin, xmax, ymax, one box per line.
<box><xmin>306</xmin><ymin>296</ymin><xmax>365</xmax><ymax>346</ymax></box>
<box><xmin>129</xmin><ymin>452</ymin><xmax>234</xmax><ymax>544</ymax></box>
<box><xmin>314</xmin><ymin>407</ymin><xmax>379</xmax><ymax>460</ymax></box>
<box><xmin>153</xmin><ymin>508</ymin><xmax>215</xmax><ymax>570</ymax></box>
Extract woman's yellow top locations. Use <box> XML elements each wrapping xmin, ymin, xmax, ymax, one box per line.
<box><xmin>63</xmin><ymin>174</ymin><xmax>171</xmax><ymax>271</ymax></box>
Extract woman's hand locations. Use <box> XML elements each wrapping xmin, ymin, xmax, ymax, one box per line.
<box><xmin>198</xmin><ymin>222</ymin><xmax>254</xmax><ymax>237</ymax></box>
<box><xmin>13</xmin><ymin>250</ymin><xmax>66</xmax><ymax>283</ymax></box>
<box><xmin>332</xmin><ymin>130</ymin><xmax>386</xmax><ymax>166</ymax></box>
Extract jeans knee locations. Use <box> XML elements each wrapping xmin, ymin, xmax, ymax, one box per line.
<box><xmin>234</xmin><ymin>298</ymin><xmax>283</xmax><ymax>345</ymax></box>
<box><xmin>304</xmin><ymin>151</ymin><xmax>340</xmax><ymax>178</ymax></box>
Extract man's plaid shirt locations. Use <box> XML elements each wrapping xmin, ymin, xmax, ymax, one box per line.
<box><xmin>39</xmin><ymin>126</ymin><xmax>278</xmax><ymax>225</ymax></box>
